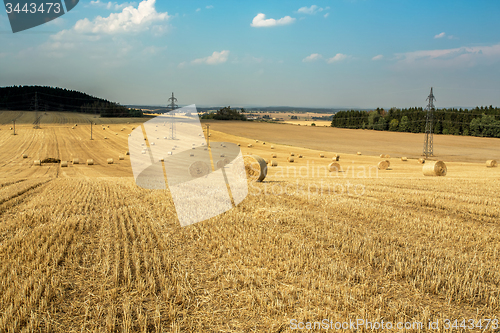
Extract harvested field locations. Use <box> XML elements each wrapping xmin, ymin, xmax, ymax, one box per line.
<box><xmin>0</xmin><ymin>112</ymin><xmax>499</xmax><ymax>332</ymax></box>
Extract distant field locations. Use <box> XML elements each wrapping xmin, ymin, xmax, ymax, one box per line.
<box><xmin>0</xmin><ymin>110</ymin><xmax>151</xmax><ymax>125</ymax></box>
<box><xmin>1</xmin><ymin>111</ymin><xmax>499</xmax><ymax>332</ymax></box>
<box><xmin>203</xmin><ymin>120</ymin><xmax>500</xmax><ymax>163</ymax></box>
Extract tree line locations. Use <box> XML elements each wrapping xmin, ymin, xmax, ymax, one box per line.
<box><xmin>331</xmin><ymin>106</ymin><xmax>500</xmax><ymax>138</ymax></box>
<box><xmin>0</xmin><ymin>85</ymin><xmax>143</xmax><ymax>117</ymax></box>
<box><xmin>201</xmin><ymin>106</ymin><xmax>247</xmax><ymax>121</ymax></box>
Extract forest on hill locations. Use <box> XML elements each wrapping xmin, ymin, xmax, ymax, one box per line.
<box><xmin>0</xmin><ymin>86</ymin><xmax>143</xmax><ymax>117</ymax></box>
<box><xmin>331</xmin><ymin>106</ymin><xmax>500</xmax><ymax>138</ymax></box>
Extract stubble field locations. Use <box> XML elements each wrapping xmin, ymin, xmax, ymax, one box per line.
<box><xmin>0</xmin><ymin>112</ymin><xmax>499</xmax><ymax>332</ymax></box>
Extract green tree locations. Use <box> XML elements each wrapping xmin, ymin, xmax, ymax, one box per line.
<box><xmin>399</xmin><ymin>116</ymin><xmax>409</xmax><ymax>132</ymax></box>
<box><xmin>388</xmin><ymin>119</ymin><xmax>399</xmax><ymax>131</ymax></box>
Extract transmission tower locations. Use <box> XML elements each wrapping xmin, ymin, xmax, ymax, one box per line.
<box><xmin>423</xmin><ymin>87</ymin><xmax>436</xmax><ymax>158</ymax></box>
<box><xmin>168</xmin><ymin>92</ymin><xmax>178</xmax><ymax>140</ymax></box>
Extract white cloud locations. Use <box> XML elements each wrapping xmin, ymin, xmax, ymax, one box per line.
<box><xmin>302</xmin><ymin>53</ymin><xmax>323</xmax><ymax>62</ymax></box>
<box><xmin>297</xmin><ymin>5</ymin><xmax>325</xmax><ymax>14</ymax></box>
<box><xmin>67</xmin><ymin>0</ymin><xmax>169</xmax><ymax>35</ymax></box>
<box><xmin>89</xmin><ymin>0</ymin><xmax>137</xmax><ymax>11</ymax></box>
<box><xmin>394</xmin><ymin>43</ymin><xmax>500</xmax><ymax>69</ymax></box>
<box><xmin>323</xmin><ymin>13</ymin><xmax>330</xmax><ymax>18</ymax></box>
<box><xmin>206</xmin><ymin>5</ymin><xmax>213</xmax><ymax>9</ymax></box>
<box><xmin>327</xmin><ymin>53</ymin><xmax>348</xmax><ymax>63</ymax></box>
<box><xmin>196</xmin><ymin>8</ymin><xmax>201</xmax><ymax>12</ymax></box>
<box><xmin>251</xmin><ymin>13</ymin><xmax>296</xmax><ymax>27</ymax></box>
<box><xmin>192</xmin><ymin>50</ymin><xmax>230</xmax><ymax>65</ymax></box>
<box><xmin>372</xmin><ymin>54</ymin><xmax>383</xmax><ymax>61</ymax></box>
<box><xmin>434</xmin><ymin>32</ymin><xmax>446</xmax><ymax>39</ymax></box>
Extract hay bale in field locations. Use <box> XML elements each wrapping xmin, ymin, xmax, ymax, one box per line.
<box><xmin>271</xmin><ymin>145</ymin><xmax>275</xmax><ymax>149</ymax></box>
<box><xmin>270</xmin><ymin>160</ymin><xmax>278</xmax><ymax>167</ymax></box>
<box><xmin>190</xmin><ymin>153</ymin><xmax>194</xmax><ymax>157</ymax></box>
<box><xmin>41</xmin><ymin>158</ymin><xmax>60</xmax><ymax>164</ymax></box>
<box><xmin>237</xmin><ymin>143</ymin><xmax>240</xmax><ymax>146</ymax></box>
<box><xmin>33</xmin><ymin>160</ymin><xmax>41</xmax><ymax>166</ymax></box>
<box><xmin>72</xmin><ymin>127</ymin><xmax>75</xmax><ymax>129</ymax></box>
<box><xmin>22</xmin><ymin>154</ymin><xmax>28</xmax><ymax>159</ymax></box>
<box><xmin>107</xmin><ymin>158</ymin><xmax>114</xmax><ymax>164</ymax></box>
<box><xmin>121</xmin><ymin>128</ymin><xmax>125</xmax><ymax>131</ymax></box>
<box><xmin>418</xmin><ymin>158</ymin><xmax>425</xmax><ymax>164</ymax></box>
<box><xmin>125</xmin><ymin>151</ymin><xmax>130</xmax><ymax>155</ymax></box>
<box><xmin>298</xmin><ymin>154</ymin><xmax>303</xmax><ymax>158</ymax></box>
<box><xmin>332</xmin><ymin>155</ymin><xmax>340</xmax><ymax>161</ymax></box>
<box><xmin>265</xmin><ymin>159</ymin><xmax>270</xmax><ymax>164</ymax></box>
<box><xmin>319</xmin><ymin>153</ymin><xmax>325</xmax><ymax>158</ymax></box>
<box><xmin>247</xmin><ymin>144</ymin><xmax>253</xmax><ymax>148</ymax></box>
<box><xmin>132</xmin><ymin>127</ymin><xmax>135</xmax><ymax>130</ymax></box>
<box><xmin>255</xmin><ymin>140</ymin><xmax>259</xmax><ymax>143</ymax></box>
<box><xmin>119</xmin><ymin>155</ymin><xmax>125</xmax><ymax>160</ymax></box>
<box><xmin>328</xmin><ymin>162</ymin><xmax>340</xmax><ymax>172</ymax></box>
<box><xmin>115</xmin><ymin>133</ymin><xmax>118</xmax><ymax>135</ymax></box>
<box><xmin>10</xmin><ymin>127</ymin><xmax>13</xmax><ymax>130</ymax></box>
<box><xmin>357</xmin><ymin>152</ymin><xmax>362</xmax><ymax>155</ymax></box>
<box><xmin>401</xmin><ymin>157</ymin><xmax>407</xmax><ymax>162</ymax></box>
<box><xmin>288</xmin><ymin>156</ymin><xmax>294</xmax><ymax>163</ymax></box>
<box><xmin>290</xmin><ymin>153</ymin><xmax>295</xmax><ymax>156</ymax></box>
<box><xmin>262</xmin><ymin>142</ymin><xmax>266</xmax><ymax>145</ymax></box>
<box><xmin>486</xmin><ymin>160</ymin><xmax>498</xmax><ymax>167</ymax></box>
<box><xmin>107</xmin><ymin>125</ymin><xmax>109</xmax><ymax>128</ymax></box>
<box><xmin>72</xmin><ymin>158</ymin><xmax>79</xmax><ymax>164</ymax></box>
<box><xmin>380</xmin><ymin>154</ymin><xmax>385</xmax><ymax>158</ymax></box>
<box><xmin>378</xmin><ymin>160</ymin><xmax>390</xmax><ymax>170</ymax></box>
<box><xmin>87</xmin><ymin>159</ymin><xmax>94</xmax><ymax>165</ymax></box>
<box><xmin>189</xmin><ymin>161</ymin><xmax>210</xmax><ymax>178</ymax></box>
<box><xmin>385</xmin><ymin>154</ymin><xmax>391</xmax><ymax>158</ymax></box>
<box><xmin>61</xmin><ymin>161</ymin><xmax>68</xmax><ymax>167</ymax></box>
<box><xmin>423</xmin><ymin>160</ymin><xmax>447</xmax><ymax>176</ymax></box>
<box><xmin>244</xmin><ymin>155</ymin><xmax>267</xmax><ymax>182</ymax></box>
<box><xmin>74</xmin><ymin>124</ymin><xmax>77</xmax><ymax>127</ymax></box>
<box><xmin>102</xmin><ymin>127</ymin><xmax>106</xmax><ymax>130</ymax></box>
<box><xmin>104</xmin><ymin>137</ymin><xmax>107</xmax><ymax>139</ymax></box>
<box><xmin>271</xmin><ymin>153</ymin><xmax>277</xmax><ymax>158</ymax></box>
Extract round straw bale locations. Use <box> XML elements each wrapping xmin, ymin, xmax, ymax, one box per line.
<box><xmin>243</xmin><ymin>155</ymin><xmax>267</xmax><ymax>182</ymax></box>
<box><xmin>125</xmin><ymin>151</ymin><xmax>130</xmax><ymax>155</ymax></box>
<box><xmin>102</xmin><ymin>127</ymin><xmax>105</xmax><ymax>130</ymax></box>
<box><xmin>104</xmin><ymin>137</ymin><xmax>107</xmax><ymax>139</ymax></box>
<box><xmin>34</xmin><ymin>160</ymin><xmax>41</xmax><ymax>166</ymax></box>
<box><xmin>119</xmin><ymin>155</ymin><xmax>125</xmax><ymax>160</ymax></box>
<box><xmin>74</xmin><ymin>124</ymin><xmax>77</xmax><ymax>127</ymax></box>
<box><xmin>265</xmin><ymin>159</ymin><xmax>270</xmax><ymax>164</ymax></box>
<box><xmin>298</xmin><ymin>155</ymin><xmax>303</xmax><ymax>158</ymax></box>
<box><xmin>378</xmin><ymin>160</ymin><xmax>390</xmax><ymax>170</ymax></box>
<box><xmin>332</xmin><ymin>155</ymin><xmax>339</xmax><ymax>161</ymax></box>
<box><xmin>61</xmin><ymin>161</ymin><xmax>68</xmax><ymax>167</ymax></box>
<box><xmin>107</xmin><ymin>158</ymin><xmax>114</xmax><ymax>164</ymax></box>
<box><xmin>247</xmin><ymin>144</ymin><xmax>253</xmax><ymax>148</ymax></box>
<box><xmin>132</xmin><ymin>127</ymin><xmax>135</xmax><ymax>130</ymax></box>
<box><xmin>401</xmin><ymin>157</ymin><xmax>407</xmax><ymax>161</ymax></box>
<box><xmin>237</xmin><ymin>143</ymin><xmax>240</xmax><ymax>146</ymax></box>
<box><xmin>216</xmin><ymin>159</ymin><xmax>225</xmax><ymax>169</ymax></box>
<box><xmin>22</xmin><ymin>154</ymin><xmax>28</xmax><ymax>159</ymax></box>
<box><xmin>87</xmin><ymin>159</ymin><xmax>94</xmax><ymax>165</ymax></box>
<box><xmin>357</xmin><ymin>152</ymin><xmax>362</xmax><ymax>155</ymax></box>
<box><xmin>486</xmin><ymin>160</ymin><xmax>497</xmax><ymax>167</ymax></box>
<box><xmin>190</xmin><ymin>153</ymin><xmax>194</xmax><ymax>157</ymax></box>
<box><xmin>270</xmin><ymin>160</ymin><xmax>278</xmax><ymax>167</ymax></box>
<box><xmin>319</xmin><ymin>153</ymin><xmax>325</xmax><ymax>158</ymax></box>
<box><xmin>255</xmin><ymin>140</ymin><xmax>259</xmax><ymax>143</ymax></box>
<box><xmin>385</xmin><ymin>154</ymin><xmax>391</xmax><ymax>159</ymax></box>
<box><xmin>10</xmin><ymin>127</ymin><xmax>13</xmax><ymax>130</ymax></box>
<box><xmin>271</xmin><ymin>146</ymin><xmax>275</xmax><ymax>149</ymax></box>
<box><xmin>379</xmin><ymin>154</ymin><xmax>385</xmax><ymax>158</ymax></box>
<box><xmin>418</xmin><ymin>158</ymin><xmax>425</xmax><ymax>164</ymax></box>
<box><xmin>423</xmin><ymin>160</ymin><xmax>447</xmax><ymax>176</ymax></box>
<box><xmin>328</xmin><ymin>162</ymin><xmax>340</xmax><ymax>172</ymax></box>
<box><xmin>262</xmin><ymin>142</ymin><xmax>265</xmax><ymax>145</ymax></box>
<box><xmin>73</xmin><ymin>158</ymin><xmax>79</xmax><ymax>164</ymax></box>
<box><xmin>189</xmin><ymin>161</ymin><xmax>210</xmax><ymax>178</ymax></box>
<box><xmin>290</xmin><ymin>153</ymin><xmax>295</xmax><ymax>156</ymax></box>
<box><xmin>72</xmin><ymin>126</ymin><xmax>75</xmax><ymax>129</ymax></box>
<box><xmin>271</xmin><ymin>153</ymin><xmax>277</xmax><ymax>158</ymax></box>
<box><xmin>288</xmin><ymin>156</ymin><xmax>294</xmax><ymax>163</ymax></box>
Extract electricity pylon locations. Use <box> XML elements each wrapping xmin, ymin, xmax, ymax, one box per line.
<box><xmin>423</xmin><ymin>87</ymin><xmax>436</xmax><ymax>158</ymax></box>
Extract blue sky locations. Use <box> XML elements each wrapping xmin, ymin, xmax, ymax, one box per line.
<box><xmin>1</xmin><ymin>0</ymin><xmax>499</xmax><ymax>108</ymax></box>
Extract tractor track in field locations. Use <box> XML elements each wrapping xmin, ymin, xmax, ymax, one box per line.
<box><xmin>0</xmin><ymin>180</ymin><xmax>52</xmax><ymax>217</ymax></box>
